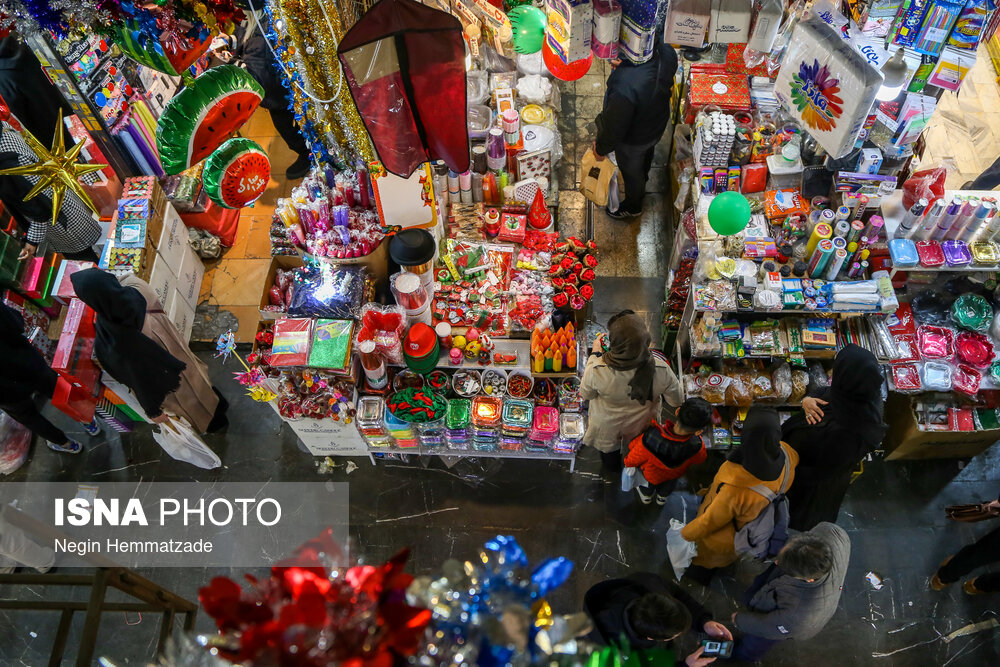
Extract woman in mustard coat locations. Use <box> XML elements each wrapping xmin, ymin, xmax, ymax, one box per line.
<box><xmin>681</xmin><ymin>407</ymin><xmax>798</xmax><ymax>583</ymax></box>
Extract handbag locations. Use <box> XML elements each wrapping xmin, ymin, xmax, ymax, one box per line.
<box><xmin>945</xmin><ymin>502</ymin><xmax>1000</xmax><ymax>523</ymax></box>
<box><xmin>152</xmin><ymin>416</ymin><xmax>222</xmax><ymax>469</ymax></box>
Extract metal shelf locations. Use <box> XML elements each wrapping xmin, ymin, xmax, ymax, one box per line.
<box><xmin>694</xmin><ymin>308</ymin><xmax>874</xmax><ymax>316</ymax></box>
<box><xmin>368</xmin><ymin>445</ymin><xmax>577</xmax><ymax>471</ymax></box>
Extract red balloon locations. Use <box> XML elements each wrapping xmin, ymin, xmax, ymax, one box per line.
<box><xmin>542</xmin><ymin>39</ymin><xmax>592</xmax><ymax>81</ymax></box>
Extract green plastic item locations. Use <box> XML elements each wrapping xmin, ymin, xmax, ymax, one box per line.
<box><xmin>155</xmin><ymin>65</ymin><xmax>264</xmax><ymax>175</ymax></box>
<box><xmin>202</xmin><ymin>138</ymin><xmax>271</xmax><ymax>209</ymax></box>
<box><xmin>508</xmin><ymin>6</ymin><xmax>546</xmax><ymax>54</ymax></box>
<box><xmin>951</xmin><ymin>293</ymin><xmax>993</xmax><ymax>332</ymax></box>
<box><xmin>708</xmin><ymin>191</ymin><xmax>752</xmax><ymax>236</ymax></box>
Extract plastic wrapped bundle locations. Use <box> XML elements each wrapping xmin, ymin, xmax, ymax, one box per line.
<box><xmin>288</xmin><ymin>264</ymin><xmax>367</xmax><ymax>318</ymax></box>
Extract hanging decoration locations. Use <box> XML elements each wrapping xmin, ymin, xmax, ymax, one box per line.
<box><xmin>108</xmin><ymin>15</ymin><xmax>212</xmax><ymax>77</ymax></box>
<box><xmin>214</xmin><ymin>330</ymin><xmax>278</xmax><ymax>402</ymax></box>
<box><xmin>202</xmin><ymin>138</ymin><xmax>271</xmax><ymax>209</ymax></box>
<box><xmin>337</xmin><ymin>0</ymin><xmax>469</xmax><ymax>178</ymax></box>
<box><xmin>542</xmin><ymin>39</ymin><xmax>592</xmax><ymax>81</ymax></box>
<box><xmin>0</xmin><ymin>113</ymin><xmax>105</xmax><ymax>226</ymax></box>
<box><xmin>155</xmin><ymin>64</ymin><xmax>264</xmax><ymax>175</ymax></box>
<box><xmin>266</xmin><ymin>0</ymin><xmax>376</xmax><ymax>169</ymax></box>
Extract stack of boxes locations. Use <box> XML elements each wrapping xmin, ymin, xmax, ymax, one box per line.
<box><xmin>526</xmin><ymin>406</ymin><xmax>560</xmax><ymax>451</ymax></box>
<box><xmin>445</xmin><ymin>398</ymin><xmax>471</xmax><ymax>450</ymax></box>
<box><xmin>0</xmin><ymin>229</ymin><xmax>23</xmax><ymax>289</ymax></box>
<box><xmin>103</xmin><ymin>176</ymin><xmax>203</xmax><ymax>342</ymax></box>
<box><xmin>471</xmin><ymin>395</ymin><xmax>502</xmax><ymax>451</ymax></box>
<box><xmin>95</xmin><ymin>386</ymin><xmax>143</xmax><ymax>432</ymax></box>
<box><xmin>500</xmin><ymin>398</ymin><xmax>534</xmax><ymax>451</ymax></box>
<box><xmin>50</xmin><ymin>299</ymin><xmax>100</xmax><ymax>422</ymax></box>
<box><xmin>554</xmin><ymin>412</ymin><xmax>585</xmax><ymax>453</ymax></box>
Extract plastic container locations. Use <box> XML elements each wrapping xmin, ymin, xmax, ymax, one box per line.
<box><xmin>468</xmin><ymin>105</ymin><xmax>493</xmax><ymax>140</ymax></box>
<box><xmin>453</xmin><ymin>369</ymin><xmax>483</xmax><ymax>397</ymax></box>
<box><xmin>888</xmin><ymin>238</ymin><xmax>919</xmax><ymax>268</ymax></box>
<box><xmin>481</xmin><ymin>368</ymin><xmax>508</xmax><ymax>396</ymax></box>
<box><xmin>506</xmin><ymin>370</ymin><xmax>534</xmax><ymax>398</ymax></box>
<box><xmin>766</xmin><ymin>154</ymin><xmax>804</xmax><ymax>190</ymax></box>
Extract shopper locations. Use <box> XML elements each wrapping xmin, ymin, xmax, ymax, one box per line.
<box><xmin>0</xmin><ymin>302</ymin><xmax>90</xmax><ymax>454</ymax></box>
<box><xmin>931</xmin><ymin>496</ymin><xmax>1000</xmax><ymax>594</ymax></box>
<box><xmin>730</xmin><ymin>522</ymin><xmax>850</xmax><ymax>662</ymax></box>
<box><xmin>782</xmin><ymin>345</ymin><xmax>887</xmax><ymax>530</ymax></box>
<box><xmin>592</xmin><ymin>41</ymin><xmax>678</xmax><ymax>219</ymax></box>
<box><xmin>0</xmin><ymin>123</ymin><xmax>101</xmax><ymax>263</ymax></box>
<box><xmin>71</xmin><ymin>269</ymin><xmax>228</xmax><ymax>433</ymax></box>
<box><xmin>963</xmin><ymin>156</ymin><xmax>1000</xmax><ymax>191</ymax></box>
<box><xmin>581</xmin><ymin>310</ymin><xmax>683</xmax><ymax>471</ymax></box>
<box><xmin>623</xmin><ymin>398</ymin><xmax>712</xmax><ymax>505</ymax></box>
<box><xmin>0</xmin><ymin>509</ymin><xmax>55</xmax><ymax>573</ymax></box>
<box><xmin>681</xmin><ymin>407</ymin><xmax>798</xmax><ymax>583</ymax></box>
<box><xmin>584</xmin><ymin>571</ymin><xmax>732</xmax><ymax>666</ymax></box>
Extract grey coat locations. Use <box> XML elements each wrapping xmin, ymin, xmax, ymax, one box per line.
<box><xmin>734</xmin><ymin>522</ymin><xmax>850</xmax><ymax>641</ymax></box>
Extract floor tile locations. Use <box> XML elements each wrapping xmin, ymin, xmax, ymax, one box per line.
<box><xmin>244</xmin><ymin>216</ymin><xmax>275</xmax><ymax>259</ymax></box>
<box><xmin>208</xmin><ymin>258</ymin><xmax>271</xmax><ymax>306</ymax></box>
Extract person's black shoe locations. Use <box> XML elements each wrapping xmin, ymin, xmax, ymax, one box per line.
<box><xmin>607</xmin><ymin>207</ymin><xmax>641</xmax><ymax>220</ymax></box>
<box><xmin>286</xmin><ymin>154</ymin><xmax>312</xmax><ymax>180</ymax></box>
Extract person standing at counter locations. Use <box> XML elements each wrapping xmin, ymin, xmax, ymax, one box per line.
<box><xmin>581</xmin><ymin>311</ymin><xmax>683</xmax><ymax>471</ymax></box>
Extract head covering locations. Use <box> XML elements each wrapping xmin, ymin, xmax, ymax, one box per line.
<box><xmin>604</xmin><ymin>311</ymin><xmax>656</xmax><ymax>404</ymax></box>
<box><xmin>70</xmin><ymin>269</ymin><xmax>185</xmax><ymax>416</ymax></box>
<box><xmin>729</xmin><ymin>407</ymin><xmax>784</xmax><ymax>481</ymax></box>
<box><xmin>827</xmin><ymin>344</ymin><xmax>886</xmax><ymax>431</ymax></box>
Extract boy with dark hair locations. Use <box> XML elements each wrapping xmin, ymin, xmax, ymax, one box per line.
<box><xmin>584</xmin><ymin>572</ymin><xmax>732</xmax><ymax>666</ymax></box>
<box><xmin>730</xmin><ymin>522</ymin><xmax>850</xmax><ymax>661</ymax></box>
<box><xmin>624</xmin><ymin>398</ymin><xmax>712</xmax><ymax>505</ymax></box>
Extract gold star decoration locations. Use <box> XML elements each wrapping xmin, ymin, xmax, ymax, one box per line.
<box><xmin>0</xmin><ymin>112</ymin><xmax>107</xmax><ymax>226</ymax></box>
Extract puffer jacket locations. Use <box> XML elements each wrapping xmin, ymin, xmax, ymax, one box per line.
<box><xmin>624</xmin><ymin>420</ymin><xmax>706</xmax><ymax>485</ymax></box>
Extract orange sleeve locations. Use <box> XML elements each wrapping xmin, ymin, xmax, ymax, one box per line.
<box><xmin>624</xmin><ymin>443</ymin><xmax>647</xmax><ymax>468</ymax></box>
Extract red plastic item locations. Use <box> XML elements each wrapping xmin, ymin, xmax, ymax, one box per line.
<box><xmin>891</xmin><ymin>363</ymin><xmax>922</xmax><ymax>391</ymax></box>
<box><xmin>902</xmin><ymin>167</ymin><xmax>946</xmax><ymax>211</ymax></box>
<box><xmin>542</xmin><ymin>39</ymin><xmax>593</xmax><ymax>81</ymax></box>
<box><xmin>741</xmin><ymin>164</ymin><xmax>767</xmax><ymax>194</ymax></box>
<box><xmin>953</xmin><ymin>364</ymin><xmax>982</xmax><ymax>397</ymax></box>
<box><xmin>179</xmin><ymin>202</ymin><xmax>239</xmax><ymax>247</ymax></box>
<box><xmin>51</xmin><ymin>375</ymin><xmax>98</xmax><ymax>422</ymax></box>
<box><xmin>917</xmin><ymin>325</ymin><xmax>954</xmax><ymax>360</ymax></box>
<box><xmin>51</xmin><ymin>299</ymin><xmax>100</xmax><ymax>400</ymax></box>
<box><xmin>915</xmin><ymin>240</ymin><xmax>945</xmax><ymax>267</ymax></box>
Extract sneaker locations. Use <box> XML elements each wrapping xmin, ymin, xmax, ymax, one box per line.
<box><xmin>47</xmin><ymin>440</ymin><xmax>83</xmax><ymax>455</ymax></box>
<box><xmin>930</xmin><ymin>556</ymin><xmax>954</xmax><ymax>590</ymax></box>
<box><xmin>607</xmin><ymin>207</ymin><xmax>641</xmax><ymax>220</ymax></box>
<box><xmin>655</xmin><ymin>493</ymin><xmax>669</xmax><ymax>506</ymax></box>
<box><xmin>286</xmin><ymin>154</ymin><xmax>312</xmax><ymax>180</ymax></box>
<box><xmin>636</xmin><ymin>486</ymin><xmax>654</xmax><ymax>505</ymax></box>
<box><xmin>84</xmin><ymin>418</ymin><xmax>101</xmax><ymax>436</ymax></box>
<box><xmin>964</xmin><ymin>578</ymin><xmax>986</xmax><ymax>595</ymax></box>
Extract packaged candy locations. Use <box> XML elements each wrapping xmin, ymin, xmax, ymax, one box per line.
<box><xmin>922</xmin><ymin>361</ymin><xmax>953</xmax><ymax>391</ymax></box>
<box><xmin>917</xmin><ymin>325</ymin><xmax>955</xmax><ymax>359</ymax></box>
<box><xmin>891</xmin><ymin>363</ymin><xmax>923</xmax><ymax>392</ymax></box>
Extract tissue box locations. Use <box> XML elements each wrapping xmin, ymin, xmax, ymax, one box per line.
<box><xmin>545</xmin><ymin>0</ymin><xmax>593</xmax><ymax>64</ymax></box>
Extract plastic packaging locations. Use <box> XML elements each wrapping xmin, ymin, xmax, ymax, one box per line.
<box><xmin>951</xmin><ymin>294</ymin><xmax>994</xmax><ymax>332</ymax></box>
<box><xmin>891</xmin><ymin>363</ymin><xmax>923</xmax><ymax>392</ymax></box>
<box><xmin>922</xmin><ymin>361</ymin><xmax>953</xmax><ymax>391</ymax></box>
<box><xmin>918</xmin><ymin>325</ymin><xmax>955</xmax><ymax>359</ymax></box>
<box><xmin>902</xmin><ymin>167</ymin><xmax>947</xmax><ymax>211</ymax></box>
<box><xmin>0</xmin><ymin>413</ymin><xmax>30</xmax><ymax>475</ymax></box>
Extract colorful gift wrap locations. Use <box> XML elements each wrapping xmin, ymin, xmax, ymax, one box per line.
<box><xmin>271</xmin><ymin>318</ymin><xmax>314</xmax><ymax>367</ymax></box>
<box><xmin>917</xmin><ymin>325</ymin><xmax>955</xmax><ymax>359</ymax></box>
<box><xmin>307</xmin><ymin>319</ymin><xmax>354</xmax><ymax>370</ymax></box>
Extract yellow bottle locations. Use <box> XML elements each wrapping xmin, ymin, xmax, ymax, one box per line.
<box><xmin>553</xmin><ymin>350</ymin><xmax>563</xmax><ymax>373</ymax></box>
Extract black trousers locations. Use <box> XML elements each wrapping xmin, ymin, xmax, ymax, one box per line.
<box><xmin>615</xmin><ymin>141</ymin><xmax>657</xmax><ymax>214</ymax></box>
<box><xmin>63</xmin><ymin>246</ymin><xmax>99</xmax><ymax>263</ymax></box>
<box><xmin>0</xmin><ymin>396</ymin><xmax>66</xmax><ymax>444</ymax></box>
<box><xmin>938</xmin><ymin>524</ymin><xmax>1000</xmax><ymax>591</ymax></box>
<box><xmin>967</xmin><ymin>155</ymin><xmax>1000</xmax><ymax>191</ymax></box>
<box><xmin>268</xmin><ymin>106</ymin><xmax>309</xmax><ymax>158</ymax></box>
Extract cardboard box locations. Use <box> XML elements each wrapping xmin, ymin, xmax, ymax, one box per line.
<box><xmin>168</xmin><ymin>294</ymin><xmax>196</xmax><ymax>342</ymax></box>
<box><xmin>259</xmin><ymin>255</ymin><xmax>305</xmax><ymax>320</ymax></box>
<box><xmin>156</xmin><ymin>204</ymin><xmax>187</xmax><ymax>270</ymax></box>
<box><xmin>148</xmin><ymin>252</ymin><xmax>178</xmax><ymax>308</ymax></box>
<box><xmin>883</xmin><ymin>393</ymin><xmax>999</xmax><ymax>460</ymax></box>
<box><xmin>174</xmin><ymin>245</ymin><xmax>204</xmax><ymax>309</ymax></box>
<box><xmin>545</xmin><ymin>0</ymin><xmax>593</xmax><ymax>64</ymax></box>
<box><xmin>162</xmin><ymin>287</ymin><xmax>178</xmax><ymax>317</ymax></box>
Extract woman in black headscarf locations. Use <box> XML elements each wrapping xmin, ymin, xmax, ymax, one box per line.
<box><xmin>580</xmin><ymin>311</ymin><xmax>683</xmax><ymax>469</ymax></box>
<box><xmin>682</xmin><ymin>407</ymin><xmax>798</xmax><ymax>581</ymax></box>
<box><xmin>0</xmin><ymin>303</ymin><xmax>86</xmax><ymax>453</ymax></box>
<box><xmin>71</xmin><ymin>269</ymin><xmax>225</xmax><ymax>433</ymax></box>
<box><xmin>782</xmin><ymin>345</ymin><xmax>887</xmax><ymax>531</ymax></box>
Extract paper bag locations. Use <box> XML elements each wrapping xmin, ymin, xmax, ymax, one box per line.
<box><xmin>663</xmin><ymin>0</ymin><xmax>710</xmax><ymax>47</ymax></box>
<box><xmin>774</xmin><ymin>14</ymin><xmax>883</xmax><ymax>158</ymax></box>
<box><xmin>580</xmin><ymin>148</ymin><xmax>617</xmax><ymax>206</ymax></box>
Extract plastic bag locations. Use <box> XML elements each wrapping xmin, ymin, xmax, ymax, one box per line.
<box><xmin>0</xmin><ymin>412</ymin><xmax>31</xmax><ymax>475</ymax></box>
<box><xmin>152</xmin><ymin>416</ymin><xmax>221</xmax><ymax>469</ymax></box>
<box><xmin>726</xmin><ymin>370</ymin><xmax>754</xmax><ymax>407</ymax></box>
<box><xmin>806</xmin><ymin>361</ymin><xmax>830</xmax><ymax>395</ymax></box>
<box><xmin>771</xmin><ymin>362</ymin><xmax>793</xmax><ymax>403</ymax></box>
<box><xmin>902</xmin><ymin>167</ymin><xmax>947</xmax><ymax>211</ymax></box>
<box><xmin>621</xmin><ymin>466</ymin><xmax>646</xmax><ymax>492</ymax></box>
<box><xmin>666</xmin><ymin>517</ymin><xmax>698</xmax><ymax>580</ymax></box>
<box><xmin>790</xmin><ymin>369</ymin><xmax>809</xmax><ymax>403</ymax></box>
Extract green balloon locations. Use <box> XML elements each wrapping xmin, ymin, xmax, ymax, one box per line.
<box><xmin>509</xmin><ymin>6</ymin><xmax>546</xmax><ymax>54</ymax></box>
<box><xmin>708</xmin><ymin>191</ymin><xmax>752</xmax><ymax>236</ymax></box>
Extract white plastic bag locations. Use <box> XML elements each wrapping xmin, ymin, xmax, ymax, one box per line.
<box><xmin>666</xmin><ymin>518</ymin><xmax>698</xmax><ymax>579</ymax></box>
<box><xmin>152</xmin><ymin>416</ymin><xmax>221</xmax><ymax>469</ymax></box>
<box><xmin>621</xmin><ymin>466</ymin><xmax>644</xmax><ymax>492</ymax></box>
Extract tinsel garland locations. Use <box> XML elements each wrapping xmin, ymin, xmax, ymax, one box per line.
<box><xmin>265</xmin><ymin>0</ymin><xmax>375</xmax><ymax>168</ymax></box>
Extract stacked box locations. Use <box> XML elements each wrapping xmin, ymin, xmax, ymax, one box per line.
<box><xmin>445</xmin><ymin>398</ymin><xmax>471</xmax><ymax>450</ymax></box>
<box><xmin>357</xmin><ymin>397</ymin><xmax>392</xmax><ymax>448</ymax></box>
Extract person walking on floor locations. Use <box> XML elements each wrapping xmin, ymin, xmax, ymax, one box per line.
<box><xmin>584</xmin><ymin>571</ymin><xmax>732</xmax><ymax>666</ymax></box>
<box><xmin>681</xmin><ymin>407</ymin><xmax>798</xmax><ymax>585</ymax></box>
<box><xmin>730</xmin><ymin>522</ymin><xmax>850</xmax><ymax>662</ymax></box>
<box><xmin>592</xmin><ymin>40</ymin><xmax>678</xmax><ymax>220</ymax></box>
<box><xmin>581</xmin><ymin>310</ymin><xmax>683</xmax><ymax>471</ymax></box>
<box><xmin>0</xmin><ymin>302</ymin><xmax>94</xmax><ymax>454</ymax></box>
<box><xmin>624</xmin><ymin>397</ymin><xmax>712</xmax><ymax>506</ymax></box>
<box><xmin>932</xmin><ymin>494</ymin><xmax>1000</xmax><ymax>594</ymax></box>
<box><xmin>963</xmin><ymin>155</ymin><xmax>1000</xmax><ymax>191</ymax></box>
<box><xmin>0</xmin><ymin>507</ymin><xmax>55</xmax><ymax>574</ymax></box>
<box><xmin>781</xmin><ymin>345</ymin><xmax>887</xmax><ymax>531</ymax></box>
<box><xmin>70</xmin><ymin>269</ymin><xmax>228</xmax><ymax>434</ymax></box>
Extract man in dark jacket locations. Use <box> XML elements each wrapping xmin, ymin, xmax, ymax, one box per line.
<box><xmin>584</xmin><ymin>572</ymin><xmax>732</xmax><ymax>666</ymax></box>
<box><xmin>731</xmin><ymin>522</ymin><xmax>850</xmax><ymax>661</ymax></box>
<box><xmin>593</xmin><ymin>43</ymin><xmax>678</xmax><ymax>219</ymax></box>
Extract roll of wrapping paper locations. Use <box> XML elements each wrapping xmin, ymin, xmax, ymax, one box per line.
<box><xmin>130</xmin><ymin>112</ymin><xmax>158</xmax><ymax>159</ymax></box>
<box><xmin>808</xmin><ymin>238</ymin><xmax>834</xmax><ymax>277</ymax></box>
<box><xmin>592</xmin><ymin>0</ymin><xmax>622</xmax><ymax>59</ymax></box>
<box><xmin>806</xmin><ymin>222</ymin><xmax>833</xmax><ymax>257</ymax></box>
<box><xmin>852</xmin><ymin>195</ymin><xmax>869</xmax><ymax>221</ymax></box>
<box><xmin>863</xmin><ymin>215</ymin><xmax>884</xmax><ymax>242</ymax></box>
<box><xmin>825</xmin><ymin>247</ymin><xmax>848</xmax><ymax>280</ymax></box>
<box><xmin>448</xmin><ymin>171</ymin><xmax>460</xmax><ymax>199</ymax></box>
<box><xmin>472</xmin><ymin>145</ymin><xmax>488</xmax><ymax>174</ymax></box>
<box><xmin>847</xmin><ymin>220</ymin><xmax>864</xmax><ymax>244</ymax></box>
<box><xmin>127</xmin><ymin>121</ymin><xmax>162</xmax><ymax>175</ymax></box>
<box><xmin>834</xmin><ymin>219</ymin><xmax>850</xmax><ymax>238</ymax></box>
<box><xmin>502</xmin><ymin>109</ymin><xmax>520</xmax><ymax>145</ymax></box>
<box><xmin>117</xmin><ymin>127</ymin><xmax>156</xmax><ymax>176</ymax></box>
<box><xmin>836</xmin><ymin>205</ymin><xmax>851</xmax><ymax>221</ymax></box>
<box><xmin>487</xmin><ymin>128</ymin><xmax>506</xmax><ymax>170</ymax></box>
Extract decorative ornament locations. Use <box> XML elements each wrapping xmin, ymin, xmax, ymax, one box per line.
<box><xmin>202</xmin><ymin>138</ymin><xmax>271</xmax><ymax>209</ymax></box>
<box><xmin>708</xmin><ymin>190</ymin><xmax>752</xmax><ymax>236</ymax></box>
<box><xmin>155</xmin><ymin>65</ymin><xmax>263</xmax><ymax>174</ymax></box>
<box><xmin>109</xmin><ymin>17</ymin><xmax>213</xmax><ymax>77</ymax></box>
<box><xmin>213</xmin><ymin>329</ymin><xmax>276</xmax><ymax>403</ymax></box>
<box><xmin>337</xmin><ymin>0</ymin><xmax>470</xmax><ymax>177</ymax></box>
<box><xmin>214</xmin><ymin>330</ymin><xmax>236</xmax><ymax>361</ymax></box>
<box><xmin>542</xmin><ymin>39</ymin><xmax>592</xmax><ymax>81</ymax></box>
<box><xmin>508</xmin><ymin>5</ymin><xmax>546</xmax><ymax>54</ymax></box>
<box><xmin>0</xmin><ymin>113</ymin><xmax>106</xmax><ymax>226</ymax></box>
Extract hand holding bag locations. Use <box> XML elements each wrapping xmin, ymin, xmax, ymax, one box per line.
<box><xmin>580</xmin><ymin>148</ymin><xmax>618</xmax><ymax>207</ymax></box>
<box><xmin>945</xmin><ymin>502</ymin><xmax>1000</xmax><ymax>522</ymax></box>
<box><xmin>152</xmin><ymin>416</ymin><xmax>222</xmax><ymax>469</ymax></box>
<box><xmin>621</xmin><ymin>466</ymin><xmax>648</xmax><ymax>492</ymax></box>
<box><xmin>666</xmin><ymin>517</ymin><xmax>698</xmax><ymax>579</ymax></box>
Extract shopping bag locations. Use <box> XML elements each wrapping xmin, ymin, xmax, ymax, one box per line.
<box><xmin>152</xmin><ymin>416</ymin><xmax>222</xmax><ymax>469</ymax></box>
<box><xmin>580</xmin><ymin>148</ymin><xmax>617</xmax><ymax>206</ymax></box>
<box><xmin>607</xmin><ymin>159</ymin><xmax>625</xmax><ymax>214</ymax></box>
<box><xmin>0</xmin><ymin>413</ymin><xmax>31</xmax><ymax>475</ymax></box>
<box><xmin>621</xmin><ymin>466</ymin><xmax>647</xmax><ymax>492</ymax></box>
<box><xmin>666</xmin><ymin>518</ymin><xmax>698</xmax><ymax>580</ymax></box>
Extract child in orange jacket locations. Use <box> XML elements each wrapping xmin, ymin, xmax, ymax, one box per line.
<box><xmin>624</xmin><ymin>398</ymin><xmax>712</xmax><ymax>505</ymax></box>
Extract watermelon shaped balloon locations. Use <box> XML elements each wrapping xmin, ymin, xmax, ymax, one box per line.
<box><xmin>156</xmin><ymin>65</ymin><xmax>264</xmax><ymax>175</ymax></box>
<box><xmin>203</xmin><ymin>138</ymin><xmax>271</xmax><ymax>209</ymax></box>
<box><xmin>108</xmin><ymin>20</ymin><xmax>212</xmax><ymax>77</ymax></box>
